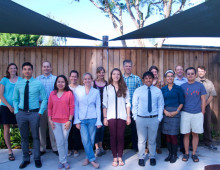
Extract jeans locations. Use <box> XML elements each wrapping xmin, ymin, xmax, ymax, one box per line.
<box><xmin>80</xmin><ymin>118</ymin><xmax>97</xmax><ymax>162</ymax></box>
<box><xmin>53</xmin><ymin>122</ymin><xmax>71</xmax><ymax>164</ymax></box>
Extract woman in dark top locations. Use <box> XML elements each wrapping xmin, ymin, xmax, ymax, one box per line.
<box><xmin>161</xmin><ymin>69</ymin><xmax>184</xmax><ymax>163</ymax></box>
<box><xmin>93</xmin><ymin>66</ymin><xmax>107</xmax><ymax>157</ymax></box>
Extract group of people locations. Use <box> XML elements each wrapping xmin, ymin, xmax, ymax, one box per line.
<box><xmin>0</xmin><ymin>59</ymin><xmax>217</xmax><ymax>169</ymax></box>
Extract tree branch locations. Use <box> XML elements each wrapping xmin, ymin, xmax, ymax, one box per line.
<box><xmin>125</xmin><ymin>0</ymin><xmax>140</xmax><ymax>29</ymax></box>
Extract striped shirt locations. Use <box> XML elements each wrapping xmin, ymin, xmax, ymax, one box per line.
<box><xmin>123</xmin><ymin>74</ymin><xmax>143</xmax><ymax>109</ymax></box>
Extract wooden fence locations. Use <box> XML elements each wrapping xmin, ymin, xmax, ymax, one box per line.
<box><xmin>0</xmin><ymin>46</ymin><xmax>219</xmax><ymax>130</ymax></box>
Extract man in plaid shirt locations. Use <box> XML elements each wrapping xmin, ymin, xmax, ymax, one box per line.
<box><xmin>123</xmin><ymin>59</ymin><xmax>143</xmax><ymax>152</ymax></box>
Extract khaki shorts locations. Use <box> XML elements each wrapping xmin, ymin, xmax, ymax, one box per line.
<box><xmin>180</xmin><ymin>111</ymin><xmax>204</xmax><ymax>134</ymax></box>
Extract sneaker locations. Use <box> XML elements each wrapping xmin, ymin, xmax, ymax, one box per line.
<box><xmin>207</xmin><ymin>144</ymin><xmax>218</xmax><ymax>150</ymax></box>
<box><xmin>58</xmin><ymin>163</ymin><xmax>64</xmax><ymax>170</ymax></box>
<box><xmin>95</xmin><ymin>148</ymin><xmax>102</xmax><ymax>157</ymax></box>
<box><xmin>100</xmin><ymin>148</ymin><xmax>105</xmax><ymax>155</ymax></box>
<box><xmin>73</xmin><ymin>151</ymin><xmax>79</xmax><ymax>157</ymax></box>
<box><xmin>67</xmin><ymin>150</ymin><xmax>72</xmax><ymax>157</ymax></box>
<box><xmin>63</xmin><ymin>162</ymin><xmax>70</xmax><ymax>169</ymax></box>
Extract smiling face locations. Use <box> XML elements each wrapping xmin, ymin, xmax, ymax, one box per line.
<box><xmin>8</xmin><ymin>65</ymin><xmax>17</xmax><ymax>76</ymax></box>
<box><xmin>83</xmin><ymin>74</ymin><xmax>92</xmax><ymax>87</ymax></box>
<box><xmin>151</xmin><ymin>69</ymin><xmax>158</xmax><ymax>78</ymax></box>
<box><xmin>112</xmin><ymin>70</ymin><xmax>121</xmax><ymax>83</ymax></box>
<box><xmin>123</xmin><ymin>62</ymin><xmax>132</xmax><ymax>75</ymax></box>
<box><xmin>42</xmin><ymin>62</ymin><xmax>51</xmax><ymax>75</ymax></box>
<box><xmin>56</xmin><ymin>77</ymin><xmax>66</xmax><ymax>91</ymax></box>
<box><xmin>175</xmin><ymin>66</ymin><xmax>184</xmax><ymax>77</ymax></box>
<box><xmin>22</xmin><ymin>66</ymin><xmax>33</xmax><ymax>79</ymax></box>
<box><xmin>166</xmin><ymin>72</ymin><xmax>174</xmax><ymax>84</ymax></box>
<box><xmin>97</xmin><ymin>69</ymin><xmax>105</xmax><ymax>80</ymax></box>
<box><xmin>186</xmin><ymin>69</ymin><xmax>196</xmax><ymax>82</ymax></box>
<box><xmin>197</xmin><ymin>68</ymin><xmax>206</xmax><ymax>79</ymax></box>
<box><xmin>69</xmin><ymin>72</ymin><xmax>78</xmax><ymax>85</ymax></box>
<box><xmin>144</xmin><ymin>75</ymin><xmax>153</xmax><ymax>87</ymax></box>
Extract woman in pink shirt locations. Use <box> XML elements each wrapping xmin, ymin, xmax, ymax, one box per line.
<box><xmin>48</xmin><ymin>75</ymin><xmax>74</xmax><ymax>170</ymax></box>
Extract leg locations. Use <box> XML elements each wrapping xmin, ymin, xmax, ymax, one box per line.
<box><xmin>192</xmin><ymin>132</ymin><xmax>199</xmax><ymax>155</ymax></box>
<box><xmin>130</xmin><ymin>112</ymin><xmax>138</xmax><ymax>151</ymax></box>
<box><xmin>108</xmin><ymin>119</ymin><xmax>118</xmax><ymax>158</ymax></box>
<box><xmin>156</xmin><ymin>122</ymin><xmax>162</xmax><ymax>153</ymax></box>
<box><xmin>72</xmin><ymin>124</ymin><xmax>82</xmax><ymax>151</ymax></box>
<box><xmin>39</xmin><ymin>110</ymin><xmax>47</xmax><ymax>152</ymax></box>
<box><xmin>117</xmin><ymin>119</ymin><xmax>126</xmax><ymax>158</ymax></box>
<box><xmin>184</xmin><ymin>133</ymin><xmax>190</xmax><ymax>155</ymax></box>
<box><xmin>3</xmin><ymin>124</ymin><xmax>12</xmax><ymax>154</ymax></box>
<box><xmin>68</xmin><ymin>124</ymin><xmax>74</xmax><ymax>151</ymax></box>
<box><xmin>170</xmin><ymin>135</ymin><xmax>178</xmax><ymax>163</ymax></box>
<box><xmin>164</xmin><ymin>135</ymin><xmax>172</xmax><ymax>161</ymax></box>
<box><xmin>62</xmin><ymin>123</ymin><xmax>71</xmax><ymax>162</ymax></box>
<box><xmin>203</xmin><ymin>105</ymin><xmax>212</xmax><ymax>146</ymax></box>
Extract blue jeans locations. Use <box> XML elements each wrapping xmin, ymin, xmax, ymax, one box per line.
<box><xmin>80</xmin><ymin>118</ymin><xmax>97</xmax><ymax>162</ymax></box>
<box><xmin>53</xmin><ymin>122</ymin><xmax>71</xmax><ymax>164</ymax></box>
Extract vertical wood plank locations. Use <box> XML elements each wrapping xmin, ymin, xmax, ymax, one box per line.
<box><xmin>0</xmin><ymin>49</ymin><xmax>3</xmax><ymax>78</ymax></box>
<box><xmin>147</xmin><ymin>50</ymin><xmax>153</xmax><ymax>69</ymax></box>
<box><xmin>30</xmin><ymin>49</ymin><xmax>36</xmax><ymax>78</ymax></box>
<box><xmin>52</xmin><ymin>48</ymin><xmax>58</xmax><ymax>76</ymax></box>
<box><xmin>14</xmin><ymin>49</ymin><xmax>20</xmax><ymax>76</ymax></box>
<box><xmin>75</xmin><ymin>48</ymin><xmax>81</xmax><ymax>82</ymax></box>
<box><xmin>113</xmin><ymin>49</ymin><xmax>120</xmax><ymax>69</ymax></box>
<box><xmin>57</xmin><ymin>49</ymin><xmax>64</xmax><ymax>76</ymax></box>
<box><xmin>19</xmin><ymin>49</ymin><xmax>25</xmax><ymax>77</ymax></box>
<box><xmin>131</xmin><ymin>49</ymin><xmax>137</xmax><ymax>75</ymax></box>
<box><xmin>141</xmin><ymin>49</ymin><xmax>147</xmax><ymax>74</ymax></box>
<box><xmin>168</xmin><ymin>50</ymin><xmax>174</xmax><ymax>70</ymax></box>
<box><xmin>119</xmin><ymin>49</ymin><xmax>126</xmax><ymax>72</ymax></box>
<box><xmin>108</xmin><ymin>49</ymin><xmax>114</xmax><ymax>76</ymax></box>
<box><xmin>91</xmin><ymin>48</ymin><xmax>97</xmax><ymax>78</ymax></box>
<box><xmin>159</xmin><ymin>50</ymin><xmax>164</xmax><ymax>82</ymax></box>
<box><xmin>9</xmin><ymin>49</ymin><xmax>14</xmax><ymax>63</ymax></box>
<box><xmin>80</xmin><ymin>48</ymin><xmax>86</xmax><ymax>81</ymax></box>
<box><xmin>136</xmin><ymin>49</ymin><xmax>142</xmax><ymax>77</ymax></box>
<box><xmin>35</xmin><ymin>48</ymin><xmax>42</xmax><ymax>76</ymax></box>
<box><xmin>63</xmin><ymin>48</ymin><xmax>69</xmax><ymax>78</ymax></box>
<box><xmin>102</xmin><ymin>48</ymin><xmax>108</xmax><ymax>81</ymax></box>
<box><xmin>69</xmin><ymin>48</ymin><xmax>75</xmax><ymax>74</ymax></box>
<box><xmin>96</xmin><ymin>49</ymin><xmax>103</xmax><ymax>67</ymax></box>
<box><xmin>184</xmin><ymin>51</ymin><xmax>190</xmax><ymax>70</ymax></box>
<box><xmin>125</xmin><ymin>49</ymin><xmax>131</xmax><ymax>60</ymax></box>
<box><xmin>3</xmin><ymin>49</ymin><xmax>9</xmax><ymax>76</ymax></box>
<box><xmin>174</xmin><ymin>51</ymin><xmax>179</xmax><ymax>70</ymax></box>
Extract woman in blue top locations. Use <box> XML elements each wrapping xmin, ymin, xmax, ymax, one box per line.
<box><xmin>161</xmin><ymin>69</ymin><xmax>184</xmax><ymax>164</ymax></box>
<box><xmin>0</xmin><ymin>63</ymin><xmax>22</xmax><ymax>161</ymax></box>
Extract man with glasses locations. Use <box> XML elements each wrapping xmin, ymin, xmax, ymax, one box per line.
<box><xmin>180</xmin><ymin>67</ymin><xmax>206</xmax><ymax>163</ymax></box>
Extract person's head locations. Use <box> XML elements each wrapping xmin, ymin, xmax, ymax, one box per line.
<box><xmin>123</xmin><ymin>60</ymin><xmax>132</xmax><ymax>75</ymax></box>
<box><xmin>197</xmin><ymin>66</ymin><xmax>206</xmax><ymax>79</ymax></box>
<box><xmin>69</xmin><ymin>70</ymin><xmax>79</xmax><ymax>85</ymax></box>
<box><xmin>109</xmin><ymin>68</ymin><xmax>127</xmax><ymax>98</ymax></box>
<box><xmin>22</xmin><ymin>62</ymin><xmax>33</xmax><ymax>79</ymax></box>
<box><xmin>185</xmin><ymin>67</ymin><xmax>196</xmax><ymax>82</ymax></box>
<box><xmin>54</xmin><ymin>75</ymin><xmax>71</xmax><ymax>92</ymax></box>
<box><xmin>149</xmin><ymin>65</ymin><xmax>159</xmax><ymax>78</ymax></box>
<box><xmin>164</xmin><ymin>69</ymin><xmax>175</xmax><ymax>85</ymax></box>
<box><xmin>175</xmin><ymin>65</ymin><xmax>184</xmax><ymax>77</ymax></box>
<box><xmin>42</xmin><ymin>61</ymin><xmax>52</xmax><ymax>75</ymax></box>
<box><xmin>142</xmin><ymin>71</ymin><xmax>154</xmax><ymax>87</ymax></box>
<box><xmin>6</xmin><ymin>63</ymin><xmax>18</xmax><ymax>78</ymax></box>
<box><xmin>96</xmin><ymin>66</ymin><xmax>105</xmax><ymax>80</ymax></box>
<box><xmin>83</xmin><ymin>72</ymin><xmax>93</xmax><ymax>87</ymax></box>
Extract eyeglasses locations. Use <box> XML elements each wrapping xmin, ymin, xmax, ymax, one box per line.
<box><xmin>187</xmin><ymin>73</ymin><xmax>195</xmax><ymax>76</ymax></box>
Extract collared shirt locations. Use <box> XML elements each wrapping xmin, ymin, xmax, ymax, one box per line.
<box><xmin>123</xmin><ymin>73</ymin><xmax>142</xmax><ymax>109</ymax></box>
<box><xmin>174</xmin><ymin>76</ymin><xmax>188</xmax><ymax>86</ymax></box>
<box><xmin>13</xmin><ymin>77</ymin><xmax>47</xmax><ymax>114</ymax></box>
<box><xmin>196</xmin><ymin>77</ymin><xmax>217</xmax><ymax>101</ymax></box>
<box><xmin>102</xmin><ymin>84</ymin><xmax>130</xmax><ymax>121</ymax></box>
<box><xmin>132</xmin><ymin>85</ymin><xmax>164</xmax><ymax>121</ymax></box>
<box><xmin>73</xmin><ymin>86</ymin><xmax>102</xmax><ymax>126</ymax></box>
<box><xmin>36</xmin><ymin>74</ymin><xmax>57</xmax><ymax>99</ymax></box>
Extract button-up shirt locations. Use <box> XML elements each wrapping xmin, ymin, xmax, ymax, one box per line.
<box><xmin>195</xmin><ymin>77</ymin><xmax>217</xmax><ymax>101</ymax></box>
<box><xmin>174</xmin><ymin>76</ymin><xmax>188</xmax><ymax>86</ymax></box>
<box><xmin>13</xmin><ymin>77</ymin><xmax>47</xmax><ymax>114</ymax></box>
<box><xmin>132</xmin><ymin>85</ymin><xmax>164</xmax><ymax>121</ymax></box>
<box><xmin>123</xmin><ymin>74</ymin><xmax>142</xmax><ymax>109</ymax></box>
<box><xmin>36</xmin><ymin>74</ymin><xmax>57</xmax><ymax>99</ymax></box>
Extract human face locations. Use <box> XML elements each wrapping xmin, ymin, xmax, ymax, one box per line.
<box><xmin>83</xmin><ymin>74</ymin><xmax>92</xmax><ymax>87</ymax></box>
<box><xmin>42</xmin><ymin>62</ymin><xmax>51</xmax><ymax>75</ymax></box>
<box><xmin>151</xmin><ymin>69</ymin><xmax>158</xmax><ymax>78</ymax></box>
<box><xmin>144</xmin><ymin>75</ymin><xmax>153</xmax><ymax>87</ymax></box>
<box><xmin>22</xmin><ymin>66</ymin><xmax>33</xmax><ymax>79</ymax></box>
<box><xmin>112</xmin><ymin>70</ymin><xmax>120</xmax><ymax>83</ymax></box>
<box><xmin>69</xmin><ymin>72</ymin><xmax>78</xmax><ymax>84</ymax></box>
<box><xmin>166</xmin><ymin>73</ymin><xmax>174</xmax><ymax>84</ymax></box>
<box><xmin>56</xmin><ymin>77</ymin><xmax>65</xmax><ymax>91</ymax></box>
<box><xmin>175</xmin><ymin>66</ymin><xmax>184</xmax><ymax>77</ymax></box>
<box><xmin>123</xmin><ymin>62</ymin><xmax>132</xmax><ymax>75</ymax></box>
<box><xmin>186</xmin><ymin>69</ymin><xmax>196</xmax><ymax>82</ymax></box>
<box><xmin>97</xmin><ymin>70</ymin><xmax>105</xmax><ymax>80</ymax></box>
<box><xmin>197</xmin><ymin>68</ymin><xmax>206</xmax><ymax>79</ymax></box>
<box><xmin>8</xmin><ymin>65</ymin><xmax>17</xmax><ymax>76</ymax></box>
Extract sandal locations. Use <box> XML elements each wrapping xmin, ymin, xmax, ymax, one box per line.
<box><xmin>182</xmin><ymin>154</ymin><xmax>189</xmax><ymax>162</ymax></box>
<box><xmin>112</xmin><ymin>161</ymin><xmax>118</xmax><ymax>167</ymax></box>
<box><xmin>118</xmin><ymin>160</ymin><xmax>124</xmax><ymax>166</ymax></box>
<box><xmin>82</xmin><ymin>159</ymin><xmax>89</xmax><ymax>166</ymax></box>
<box><xmin>8</xmin><ymin>153</ymin><xmax>15</xmax><ymax>161</ymax></box>
<box><xmin>191</xmin><ymin>154</ymin><xmax>199</xmax><ymax>162</ymax></box>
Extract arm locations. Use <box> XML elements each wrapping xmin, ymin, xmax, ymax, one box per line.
<box><xmin>125</xmin><ymin>89</ymin><xmax>131</xmax><ymax>125</ymax></box>
<box><xmin>132</xmin><ymin>89</ymin><xmax>138</xmax><ymax>121</ymax></box>
<box><xmin>0</xmin><ymin>84</ymin><xmax>14</xmax><ymax>112</ymax></box>
<box><xmin>39</xmin><ymin>83</ymin><xmax>48</xmax><ymax>114</ymax></box>
<box><xmin>65</xmin><ymin>92</ymin><xmax>75</xmax><ymax>130</ymax></box>
<box><xmin>48</xmin><ymin>93</ymin><xmax>55</xmax><ymax>129</ymax></box>
<box><xmin>170</xmin><ymin>87</ymin><xmax>184</xmax><ymax>117</ymax></box>
<box><xmin>158</xmin><ymin>91</ymin><xmax>164</xmax><ymax>122</ymax></box>
<box><xmin>13</xmin><ymin>84</ymin><xmax>19</xmax><ymax>114</ymax></box>
<box><xmin>95</xmin><ymin>91</ymin><xmax>102</xmax><ymax>127</ymax></box>
<box><xmin>102</xmin><ymin>87</ymin><xmax>108</xmax><ymax>126</ymax></box>
<box><xmin>201</xmin><ymin>95</ymin><xmax>206</xmax><ymax>114</ymax></box>
<box><xmin>206</xmin><ymin>96</ymin><xmax>213</xmax><ymax>107</ymax></box>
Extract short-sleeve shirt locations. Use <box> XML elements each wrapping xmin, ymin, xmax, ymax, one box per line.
<box><xmin>0</xmin><ymin>77</ymin><xmax>22</xmax><ymax>107</ymax></box>
<box><xmin>161</xmin><ymin>84</ymin><xmax>184</xmax><ymax>107</ymax></box>
<box><xmin>181</xmin><ymin>81</ymin><xmax>207</xmax><ymax>114</ymax></box>
<box><xmin>174</xmin><ymin>76</ymin><xmax>188</xmax><ymax>86</ymax></box>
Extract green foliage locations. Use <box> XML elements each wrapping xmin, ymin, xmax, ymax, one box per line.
<box><xmin>0</xmin><ymin>33</ymin><xmax>40</xmax><ymax>46</ymax></box>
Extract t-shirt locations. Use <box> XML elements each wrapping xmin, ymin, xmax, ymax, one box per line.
<box><xmin>0</xmin><ymin>77</ymin><xmax>22</xmax><ymax>107</ymax></box>
<box><xmin>181</xmin><ymin>81</ymin><xmax>207</xmax><ymax>114</ymax></box>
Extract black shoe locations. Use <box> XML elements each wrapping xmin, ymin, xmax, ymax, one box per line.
<box><xmin>138</xmin><ymin>159</ymin><xmax>145</xmax><ymax>167</ymax></box>
<box><xmin>53</xmin><ymin>151</ymin><xmax>59</xmax><ymax>156</ymax></box>
<box><xmin>206</xmin><ymin>144</ymin><xmax>218</xmax><ymax>150</ymax></box>
<box><xmin>165</xmin><ymin>142</ymin><xmax>172</xmax><ymax>162</ymax></box>
<box><xmin>35</xmin><ymin>160</ymin><xmax>42</xmax><ymax>168</ymax></box>
<box><xmin>40</xmin><ymin>151</ymin><xmax>46</xmax><ymax>156</ymax></box>
<box><xmin>19</xmin><ymin>161</ymin><xmax>30</xmax><ymax>169</ymax></box>
<box><xmin>164</xmin><ymin>154</ymin><xmax>172</xmax><ymax>162</ymax></box>
<box><xmin>150</xmin><ymin>158</ymin><xmax>156</xmax><ymax>166</ymax></box>
<box><xmin>170</xmin><ymin>155</ymin><xmax>178</xmax><ymax>163</ymax></box>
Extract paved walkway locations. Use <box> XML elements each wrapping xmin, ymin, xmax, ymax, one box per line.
<box><xmin>0</xmin><ymin>146</ymin><xmax>220</xmax><ymax>170</ymax></box>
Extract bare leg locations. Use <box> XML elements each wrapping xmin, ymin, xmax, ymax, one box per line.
<box><xmin>95</xmin><ymin>143</ymin><xmax>99</xmax><ymax>150</ymax></box>
<box><xmin>192</xmin><ymin>132</ymin><xmax>199</xmax><ymax>155</ymax></box>
<box><xmin>184</xmin><ymin>133</ymin><xmax>190</xmax><ymax>155</ymax></box>
<box><xmin>3</xmin><ymin>124</ymin><xmax>12</xmax><ymax>154</ymax></box>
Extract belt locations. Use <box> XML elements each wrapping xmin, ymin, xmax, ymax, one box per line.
<box><xmin>137</xmin><ymin>114</ymin><xmax>158</xmax><ymax>118</ymax></box>
<box><xmin>19</xmin><ymin>108</ymin><xmax>39</xmax><ymax>112</ymax></box>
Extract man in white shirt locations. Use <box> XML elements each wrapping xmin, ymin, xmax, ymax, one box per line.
<box><xmin>133</xmin><ymin>71</ymin><xmax>164</xmax><ymax>166</ymax></box>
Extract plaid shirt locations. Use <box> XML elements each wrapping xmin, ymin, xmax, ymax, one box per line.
<box><xmin>123</xmin><ymin>74</ymin><xmax>143</xmax><ymax>109</ymax></box>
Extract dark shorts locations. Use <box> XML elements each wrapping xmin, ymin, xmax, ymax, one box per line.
<box><xmin>0</xmin><ymin>105</ymin><xmax>17</xmax><ymax>124</ymax></box>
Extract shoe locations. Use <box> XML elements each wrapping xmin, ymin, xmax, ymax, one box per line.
<box><xmin>207</xmin><ymin>144</ymin><xmax>217</xmax><ymax>150</ymax></box>
<box><xmin>138</xmin><ymin>159</ymin><xmax>145</xmax><ymax>167</ymax></box>
<box><xmin>95</xmin><ymin>148</ymin><xmax>102</xmax><ymax>157</ymax></box>
<box><xmin>19</xmin><ymin>161</ymin><xmax>30</xmax><ymax>169</ymax></box>
<box><xmin>40</xmin><ymin>151</ymin><xmax>46</xmax><ymax>156</ymax></box>
<box><xmin>100</xmin><ymin>148</ymin><xmax>106</xmax><ymax>155</ymax></box>
<box><xmin>63</xmin><ymin>162</ymin><xmax>70</xmax><ymax>169</ymax></box>
<box><xmin>150</xmin><ymin>158</ymin><xmax>156</xmax><ymax>166</ymax></box>
<box><xmin>8</xmin><ymin>153</ymin><xmax>15</xmax><ymax>161</ymax></box>
<box><xmin>156</xmin><ymin>148</ymin><xmax>162</xmax><ymax>154</ymax></box>
<box><xmin>73</xmin><ymin>151</ymin><xmax>79</xmax><ymax>157</ymax></box>
<box><xmin>58</xmin><ymin>162</ymin><xmax>64</xmax><ymax>170</ymax></box>
<box><xmin>164</xmin><ymin>142</ymin><xmax>172</xmax><ymax>162</ymax></box>
<box><xmin>35</xmin><ymin>160</ymin><xmax>42</xmax><ymax>168</ymax></box>
<box><xmin>170</xmin><ymin>144</ymin><xmax>178</xmax><ymax>163</ymax></box>
<box><xmin>67</xmin><ymin>150</ymin><xmax>72</xmax><ymax>157</ymax></box>
<box><xmin>53</xmin><ymin>151</ymin><xmax>59</xmax><ymax>156</ymax></box>
<box><xmin>91</xmin><ymin>161</ymin><xmax>99</xmax><ymax>169</ymax></box>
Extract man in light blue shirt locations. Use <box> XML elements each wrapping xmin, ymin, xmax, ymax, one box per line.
<box><xmin>36</xmin><ymin>61</ymin><xmax>57</xmax><ymax>156</ymax></box>
<box><xmin>133</xmin><ymin>71</ymin><xmax>164</xmax><ymax>167</ymax></box>
<box><xmin>174</xmin><ymin>65</ymin><xmax>188</xmax><ymax>86</ymax></box>
<box><xmin>13</xmin><ymin>62</ymin><xmax>47</xmax><ymax>169</ymax></box>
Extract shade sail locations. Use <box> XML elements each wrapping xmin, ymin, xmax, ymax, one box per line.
<box><xmin>111</xmin><ymin>0</ymin><xmax>220</xmax><ymax>41</ymax></box>
<box><xmin>0</xmin><ymin>0</ymin><xmax>100</xmax><ymax>40</ymax></box>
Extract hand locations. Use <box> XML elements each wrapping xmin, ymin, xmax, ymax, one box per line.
<box><xmin>65</xmin><ymin>121</ymin><xmax>71</xmax><ymax>131</ymax></box>
<box><xmin>49</xmin><ymin>120</ymin><xmax>55</xmax><ymax>130</ymax></box>
<box><xmin>97</xmin><ymin>125</ymin><xmax>102</xmax><ymax>128</ymax></box>
<box><xmin>126</xmin><ymin>116</ymin><xmax>131</xmax><ymax>125</ymax></box>
<box><xmin>76</xmin><ymin>124</ymin><xmax>81</xmax><ymax>130</ymax></box>
<box><xmin>104</xmin><ymin>118</ymin><xmax>108</xmax><ymax>126</ymax></box>
<box><xmin>8</xmin><ymin>106</ymin><xmax>14</xmax><ymax>113</ymax></box>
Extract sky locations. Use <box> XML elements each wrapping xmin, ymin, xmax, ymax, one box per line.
<box><xmin>12</xmin><ymin>0</ymin><xmax>220</xmax><ymax>47</ymax></box>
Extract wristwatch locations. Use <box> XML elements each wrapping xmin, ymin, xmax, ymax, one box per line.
<box><xmin>68</xmin><ymin>120</ymin><xmax>72</xmax><ymax>123</ymax></box>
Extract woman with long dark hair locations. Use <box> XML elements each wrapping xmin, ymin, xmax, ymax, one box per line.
<box><xmin>0</xmin><ymin>63</ymin><xmax>22</xmax><ymax>161</ymax></box>
<box><xmin>103</xmin><ymin>68</ymin><xmax>131</xmax><ymax>167</ymax></box>
<box><xmin>48</xmin><ymin>75</ymin><xmax>74</xmax><ymax>169</ymax></box>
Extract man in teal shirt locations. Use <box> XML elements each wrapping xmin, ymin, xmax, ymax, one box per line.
<box><xmin>13</xmin><ymin>62</ymin><xmax>47</xmax><ymax>169</ymax></box>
